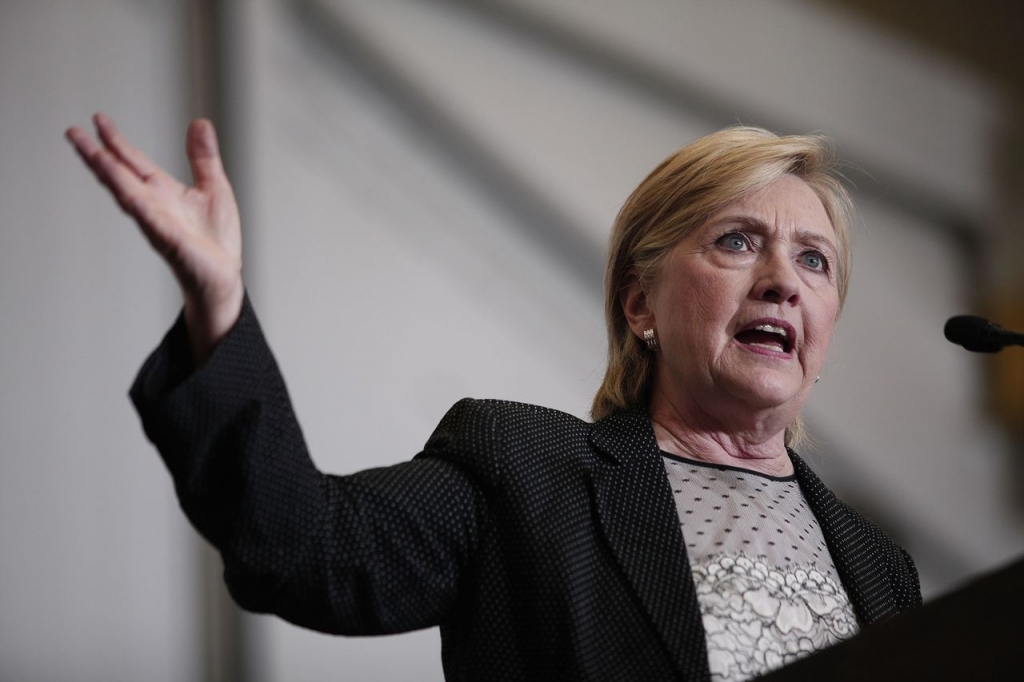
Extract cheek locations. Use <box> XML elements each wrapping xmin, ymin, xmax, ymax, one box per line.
<box><xmin>803</xmin><ymin>302</ymin><xmax>839</xmax><ymax>360</ymax></box>
<box><xmin>658</xmin><ymin>279</ymin><xmax>730</xmax><ymax>346</ymax></box>
<box><xmin>685</xmin><ymin>268</ymin><xmax>738</xmax><ymax>315</ymax></box>
<box><xmin>650</xmin><ymin>257</ymin><xmax>748</xmax><ymax>348</ymax></box>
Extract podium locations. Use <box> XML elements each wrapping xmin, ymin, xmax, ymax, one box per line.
<box><xmin>759</xmin><ymin>557</ymin><xmax>1024</xmax><ymax>681</ymax></box>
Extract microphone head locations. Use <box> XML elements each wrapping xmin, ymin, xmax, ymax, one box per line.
<box><xmin>944</xmin><ymin>315</ymin><xmax>1004</xmax><ymax>353</ymax></box>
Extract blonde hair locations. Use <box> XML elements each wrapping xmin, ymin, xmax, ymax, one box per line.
<box><xmin>591</xmin><ymin>127</ymin><xmax>853</xmax><ymax>449</ymax></box>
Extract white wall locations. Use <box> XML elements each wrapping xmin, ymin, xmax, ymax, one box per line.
<box><xmin>0</xmin><ymin>1</ymin><xmax>198</xmax><ymax>680</ymax></box>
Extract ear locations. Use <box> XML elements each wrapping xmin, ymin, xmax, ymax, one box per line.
<box><xmin>619</xmin><ymin>269</ymin><xmax>656</xmax><ymax>340</ymax></box>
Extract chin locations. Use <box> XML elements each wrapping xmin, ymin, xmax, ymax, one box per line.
<box><xmin>730</xmin><ymin>374</ymin><xmax>805</xmax><ymax>410</ymax></box>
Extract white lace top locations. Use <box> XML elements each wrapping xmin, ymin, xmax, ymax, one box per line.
<box><xmin>662</xmin><ymin>453</ymin><xmax>859</xmax><ymax>681</ymax></box>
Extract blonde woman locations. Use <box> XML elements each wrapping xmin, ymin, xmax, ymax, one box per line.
<box><xmin>67</xmin><ymin>115</ymin><xmax>920</xmax><ymax>682</ymax></box>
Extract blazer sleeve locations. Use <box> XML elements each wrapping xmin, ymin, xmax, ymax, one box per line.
<box><xmin>841</xmin><ymin>499</ymin><xmax>923</xmax><ymax>616</ymax></box>
<box><xmin>130</xmin><ymin>296</ymin><xmax>486</xmax><ymax>635</ymax></box>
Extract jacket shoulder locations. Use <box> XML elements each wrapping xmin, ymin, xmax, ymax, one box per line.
<box><xmin>433</xmin><ymin>398</ymin><xmax>592</xmax><ymax>438</ymax></box>
<box><xmin>420</xmin><ymin>398</ymin><xmax>594</xmax><ymax>488</ymax></box>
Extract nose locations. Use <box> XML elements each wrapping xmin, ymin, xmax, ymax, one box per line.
<box><xmin>752</xmin><ymin>252</ymin><xmax>800</xmax><ymax>305</ymax></box>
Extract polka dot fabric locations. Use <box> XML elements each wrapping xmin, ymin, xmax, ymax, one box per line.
<box><xmin>663</xmin><ymin>457</ymin><xmax>840</xmax><ymax>572</ymax></box>
<box><xmin>787</xmin><ymin>453</ymin><xmax>922</xmax><ymax>626</ymax></box>
<box><xmin>131</xmin><ymin>296</ymin><xmax>921</xmax><ymax>682</ymax></box>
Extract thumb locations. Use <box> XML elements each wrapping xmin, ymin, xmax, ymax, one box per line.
<box><xmin>186</xmin><ymin>118</ymin><xmax>227</xmax><ymax>188</ymax></box>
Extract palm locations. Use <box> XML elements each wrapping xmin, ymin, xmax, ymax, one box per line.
<box><xmin>139</xmin><ymin>167</ymin><xmax>241</xmax><ymax>303</ymax></box>
<box><xmin>67</xmin><ymin>113</ymin><xmax>244</xmax><ymax>360</ymax></box>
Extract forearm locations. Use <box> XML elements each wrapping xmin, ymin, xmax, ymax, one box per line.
<box><xmin>131</xmin><ymin>294</ymin><xmax>322</xmax><ymax>571</ymax></box>
<box><xmin>130</xmin><ymin>296</ymin><xmax>480</xmax><ymax>634</ymax></box>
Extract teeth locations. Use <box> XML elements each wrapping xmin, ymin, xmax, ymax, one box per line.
<box><xmin>753</xmin><ymin>324</ymin><xmax>787</xmax><ymax>337</ymax></box>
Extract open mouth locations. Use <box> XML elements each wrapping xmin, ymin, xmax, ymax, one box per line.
<box><xmin>734</xmin><ymin>321</ymin><xmax>794</xmax><ymax>354</ymax></box>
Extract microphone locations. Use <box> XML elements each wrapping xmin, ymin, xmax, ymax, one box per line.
<box><xmin>944</xmin><ymin>315</ymin><xmax>1024</xmax><ymax>353</ymax></box>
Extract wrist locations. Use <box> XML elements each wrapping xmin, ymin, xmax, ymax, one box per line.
<box><xmin>183</xmin><ymin>282</ymin><xmax>244</xmax><ymax>365</ymax></box>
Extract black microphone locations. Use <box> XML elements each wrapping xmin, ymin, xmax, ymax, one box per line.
<box><xmin>944</xmin><ymin>315</ymin><xmax>1024</xmax><ymax>353</ymax></box>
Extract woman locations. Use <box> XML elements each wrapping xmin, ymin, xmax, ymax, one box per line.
<box><xmin>66</xmin><ymin>115</ymin><xmax>920</xmax><ymax>682</ymax></box>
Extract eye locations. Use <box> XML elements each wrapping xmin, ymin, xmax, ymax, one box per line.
<box><xmin>717</xmin><ymin>232</ymin><xmax>751</xmax><ymax>252</ymax></box>
<box><xmin>799</xmin><ymin>250</ymin><xmax>829</xmax><ymax>272</ymax></box>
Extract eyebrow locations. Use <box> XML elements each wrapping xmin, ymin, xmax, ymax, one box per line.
<box><xmin>792</xmin><ymin>229</ymin><xmax>838</xmax><ymax>257</ymax></box>
<box><xmin>717</xmin><ymin>216</ymin><xmax>838</xmax><ymax>257</ymax></box>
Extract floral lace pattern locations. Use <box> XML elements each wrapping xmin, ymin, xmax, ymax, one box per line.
<box><xmin>692</xmin><ymin>553</ymin><xmax>858</xmax><ymax>681</ymax></box>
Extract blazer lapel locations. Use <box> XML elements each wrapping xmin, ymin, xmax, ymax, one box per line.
<box><xmin>790</xmin><ymin>450</ymin><xmax>897</xmax><ymax>625</ymax></box>
<box><xmin>588</xmin><ymin>410</ymin><xmax>710</xmax><ymax>681</ymax></box>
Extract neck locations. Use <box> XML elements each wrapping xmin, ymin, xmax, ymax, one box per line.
<box><xmin>647</xmin><ymin>387</ymin><xmax>794</xmax><ymax>478</ymax></box>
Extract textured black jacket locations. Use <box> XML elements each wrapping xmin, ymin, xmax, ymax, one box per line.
<box><xmin>131</xmin><ymin>299</ymin><xmax>921</xmax><ymax>682</ymax></box>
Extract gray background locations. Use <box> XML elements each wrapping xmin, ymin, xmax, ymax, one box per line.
<box><xmin>2</xmin><ymin>0</ymin><xmax>1022</xmax><ymax>680</ymax></box>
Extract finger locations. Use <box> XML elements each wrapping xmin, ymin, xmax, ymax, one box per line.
<box><xmin>186</xmin><ymin>119</ymin><xmax>228</xmax><ymax>189</ymax></box>
<box><xmin>88</xmin><ymin>144</ymin><xmax>152</xmax><ymax>217</ymax></box>
<box><xmin>66</xmin><ymin>126</ymin><xmax>108</xmax><ymax>180</ymax></box>
<box><xmin>91</xmin><ymin>147</ymin><xmax>181</xmax><ymax>255</ymax></box>
<box><xmin>93</xmin><ymin>112</ymin><xmax>160</xmax><ymax>180</ymax></box>
<box><xmin>67</xmin><ymin>123</ymin><xmax>183</xmax><ymax>260</ymax></box>
<box><xmin>67</xmin><ymin>125</ymin><xmax>138</xmax><ymax>199</ymax></box>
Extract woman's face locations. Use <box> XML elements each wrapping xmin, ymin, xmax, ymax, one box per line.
<box><xmin>645</xmin><ymin>174</ymin><xmax>840</xmax><ymax>424</ymax></box>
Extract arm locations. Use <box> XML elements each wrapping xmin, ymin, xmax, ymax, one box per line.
<box><xmin>889</xmin><ymin>540</ymin><xmax>923</xmax><ymax>612</ymax></box>
<box><xmin>71</xmin><ymin>114</ymin><xmax>482</xmax><ymax>634</ymax></box>
<box><xmin>131</xmin><ymin>295</ymin><xmax>482</xmax><ymax>634</ymax></box>
<box><xmin>838</xmin><ymin>500</ymin><xmax>923</xmax><ymax>619</ymax></box>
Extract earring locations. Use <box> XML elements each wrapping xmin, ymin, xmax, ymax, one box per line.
<box><xmin>643</xmin><ymin>328</ymin><xmax>659</xmax><ymax>351</ymax></box>
<box><xmin>815</xmin><ymin>375</ymin><xmax>820</xmax><ymax>384</ymax></box>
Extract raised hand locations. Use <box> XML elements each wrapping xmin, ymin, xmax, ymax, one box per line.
<box><xmin>66</xmin><ymin>113</ymin><xmax>244</xmax><ymax>364</ymax></box>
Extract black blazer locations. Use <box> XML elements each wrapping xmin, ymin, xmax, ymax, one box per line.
<box><xmin>132</xmin><ymin>299</ymin><xmax>921</xmax><ymax>682</ymax></box>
